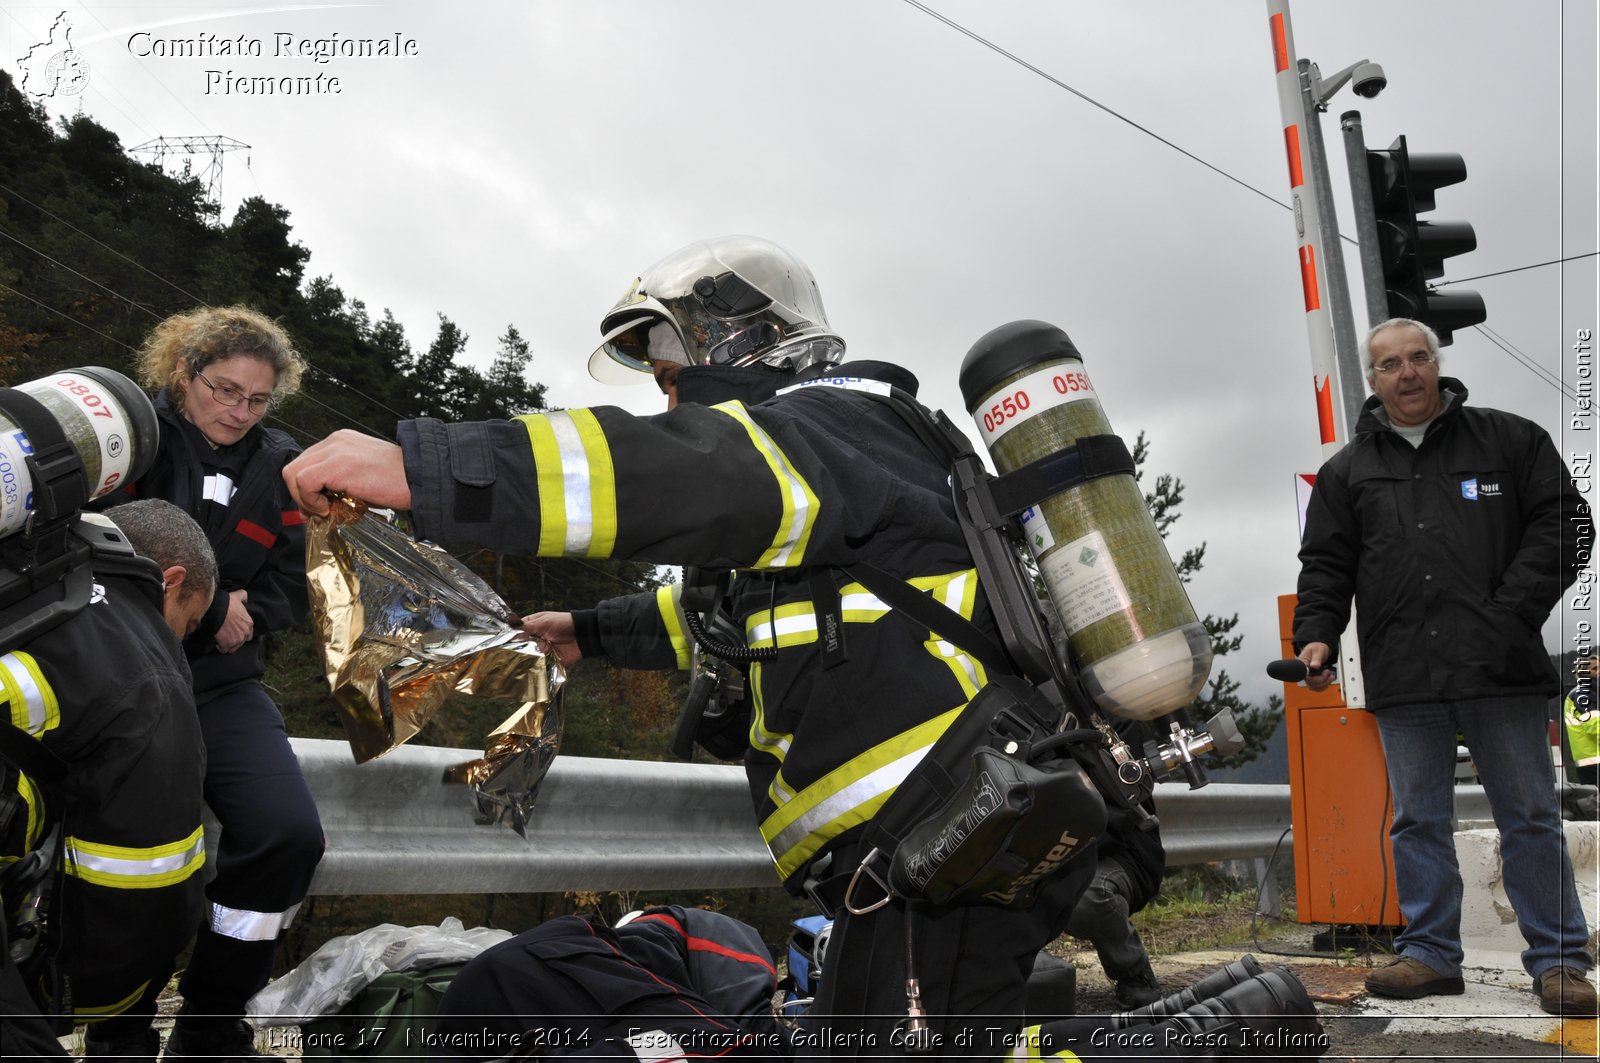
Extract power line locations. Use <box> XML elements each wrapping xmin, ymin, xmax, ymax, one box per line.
<box><xmin>1437</xmin><ymin>252</ymin><xmax>1598</xmax><ymax>287</ymax></box>
<box><xmin>1470</xmin><ymin>323</ymin><xmax>1575</xmax><ymax>402</ymax></box>
<box><xmin>0</xmin><ymin>280</ymin><xmax>139</xmax><ymax>352</ymax></box>
<box><xmin>0</xmin><ymin>224</ymin><xmax>166</xmax><ymax>321</ymax></box>
<box><xmin>0</xmin><ymin>180</ymin><xmax>210</xmax><ymax>307</ymax></box>
<box><xmin>302</xmin><ymin>361</ymin><xmax>415</xmax><ymax>425</ymax></box>
<box><xmin>899</xmin><ymin>0</ymin><xmax>1294</xmax><ymax>215</ymax></box>
<box><xmin>285</xmin><ymin>380</ymin><xmax>391</xmax><ymax>438</ymax></box>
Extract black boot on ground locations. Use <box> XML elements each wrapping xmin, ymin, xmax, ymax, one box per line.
<box><xmin>1143</xmin><ymin>967</ymin><xmax>1328</xmax><ymax>1059</ymax></box>
<box><xmin>1111</xmin><ymin>954</ymin><xmax>1165</xmax><ymax>1010</ymax></box>
<box><xmin>1114</xmin><ymin>954</ymin><xmax>1266</xmax><ymax>1025</ymax></box>
<box><xmin>1031</xmin><ymin>955</ymin><xmax>1268</xmax><ymax>1043</ymax></box>
<box><xmin>83</xmin><ymin>1024</ymin><xmax>161</xmax><ymax>1061</ymax></box>
<box><xmin>164</xmin><ymin>1015</ymin><xmax>264</xmax><ymax>1062</ymax></box>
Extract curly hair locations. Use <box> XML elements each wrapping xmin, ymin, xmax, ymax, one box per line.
<box><xmin>135</xmin><ymin>306</ymin><xmax>304</xmax><ymax>411</ymax></box>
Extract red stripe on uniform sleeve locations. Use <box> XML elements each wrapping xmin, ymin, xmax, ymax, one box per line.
<box><xmin>634</xmin><ymin>912</ymin><xmax>778</xmax><ymax>979</ymax></box>
<box><xmin>684</xmin><ymin>936</ymin><xmax>778</xmax><ymax>980</ymax></box>
<box><xmin>281</xmin><ymin>509</ymin><xmax>306</xmax><ymax>527</ymax></box>
<box><xmin>236</xmin><ymin>518</ymin><xmax>277</xmax><ymax>548</ymax></box>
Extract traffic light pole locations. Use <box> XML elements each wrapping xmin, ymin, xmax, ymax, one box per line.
<box><xmin>1340</xmin><ymin>110</ymin><xmax>1390</xmax><ymax>329</ymax></box>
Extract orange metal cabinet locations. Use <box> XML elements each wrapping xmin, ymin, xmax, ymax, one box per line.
<box><xmin>1278</xmin><ymin>594</ymin><xmax>1404</xmax><ymax>927</ymax></box>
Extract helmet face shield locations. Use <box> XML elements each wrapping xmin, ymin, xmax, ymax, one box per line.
<box><xmin>590</xmin><ymin>236</ymin><xmax>845</xmax><ymax>384</ymax></box>
<box><xmin>588</xmin><ymin>315</ymin><xmax>658</xmax><ymax>384</ymax></box>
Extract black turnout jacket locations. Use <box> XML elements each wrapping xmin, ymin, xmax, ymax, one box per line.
<box><xmin>400</xmin><ymin>362</ymin><xmax>1004</xmax><ymax>890</ymax></box>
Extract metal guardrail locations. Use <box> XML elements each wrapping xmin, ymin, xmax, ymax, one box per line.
<box><xmin>263</xmin><ymin>738</ymin><xmax>1495</xmax><ymax>896</ymax></box>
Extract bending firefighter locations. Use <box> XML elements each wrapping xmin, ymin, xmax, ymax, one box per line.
<box><xmin>285</xmin><ymin>236</ymin><xmax>1325</xmax><ymax>1061</ymax></box>
<box><xmin>2</xmin><ymin>503</ymin><xmax>211</xmax><ymax>1054</ymax></box>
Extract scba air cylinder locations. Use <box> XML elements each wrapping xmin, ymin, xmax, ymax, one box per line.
<box><xmin>960</xmin><ymin>320</ymin><xmax>1211</xmax><ymax>720</ymax></box>
<box><xmin>0</xmin><ymin>368</ymin><xmax>157</xmax><ymax>538</ymax></box>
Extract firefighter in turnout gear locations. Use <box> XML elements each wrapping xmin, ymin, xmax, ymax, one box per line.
<box><xmin>285</xmin><ymin>237</ymin><xmax>1327</xmax><ymax>1060</ymax></box>
<box><xmin>1</xmin><ymin>509</ymin><xmax>210</xmax><ymax>1055</ymax></box>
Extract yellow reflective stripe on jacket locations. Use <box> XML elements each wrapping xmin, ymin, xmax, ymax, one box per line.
<box><xmin>12</xmin><ymin>769</ymin><xmax>44</xmax><ymax>851</ymax></box>
<box><xmin>761</xmin><ymin>704</ymin><xmax>964</xmax><ymax>881</ymax></box>
<box><xmin>517</xmin><ymin>410</ymin><xmax>618</xmax><ymax>558</ymax></box>
<box><xmin>1005</xmin><ymin>1026</ymin><xmax>1079</xmax><ymax>1062</ymax></box>
<box><xmin>743</xmin><ymin>570</ymin><xmax>979</xmax><ymax>647</ymax></box>
<box><xmin>744</xmin><ymin>570</ymin><xmax>986</xmax><ymax>693</ymax></box>
<box><xmin>75</xmin><ymin>979</ymin><xmax>149</xmax><ymax>1021</ymax></box>
<box><xmin>656</xmin><ymin>584</ymin><xmax>692</xmax><ymax>671</ymax></box>
<box><xmin>711</xmin><ymin>401</ymin><xmax>818</xmax><ymax>568</ymax></box>
<box><xmin>922</xmin><ymin>568</ymin><xmax>987</xmax><ymax>698</ymax></box>
<box><xmin>744</xmin><ymin>568</ymin><xmax>985</xmax><ymax>796</ymax></box>
<box><xmin>748</xmin><ymin>660</ymin><xmax>793</xmax><ymax>767</ymax></box>
<box><xmin>2</xmin><ymin>650</ymin><xmax>60</xmax><ymax>736</ymax></box>
<box><xmin>63</xmin><ymin>825</ymin><xmax>206</xmax><ymax>890</ymax></box>
<box><xmin>746</xmin><ymin>600</ymin><xmax>831</xmax><ymax>650</ymax></box>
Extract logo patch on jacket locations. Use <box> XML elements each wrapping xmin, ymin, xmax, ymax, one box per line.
<box><xmin>1461</xmin><ymin>478</ymin><xmax>1501</xmax><ymax>501</ymax></box>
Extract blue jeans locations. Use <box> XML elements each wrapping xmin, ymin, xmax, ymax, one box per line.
<box><xmin>1376</xmin><ymin>695</ymin><xmax>1593</xmax><ymax>979</ymax></box>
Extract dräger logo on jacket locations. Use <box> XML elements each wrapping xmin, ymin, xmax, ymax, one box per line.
<box><xmin>1461</xmin><ymin>477</ymin><xmax>1502</xmax><ymax>501</ymax></box>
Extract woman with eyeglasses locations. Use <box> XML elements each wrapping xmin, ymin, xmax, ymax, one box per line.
<box><xmin>92</xmin><ymin>305</ymin><xmax>324</xmax><ymax>1061</ymax></box>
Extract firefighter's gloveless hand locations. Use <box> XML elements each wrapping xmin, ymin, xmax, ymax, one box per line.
<box><xmin>283</xmin><ymin>430</ymin><xmax>411</xmax><ymax>517</ymax></box>
<box><xmin>523</xmin><ymin>612</ymin><xmax>583</xmax><ymax>669</ymax></box>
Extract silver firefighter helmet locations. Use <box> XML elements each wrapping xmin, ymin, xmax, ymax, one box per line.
<box><xmin>589</xmin><ymin>235</ymin><xmax>845</xmax><ymax>383</ymax></box>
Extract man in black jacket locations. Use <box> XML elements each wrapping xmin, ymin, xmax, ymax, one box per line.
<box><xmin>1294</xmin><ymin>317</ymin><xmax>1595</xmax><ymax>1015</ymax></box>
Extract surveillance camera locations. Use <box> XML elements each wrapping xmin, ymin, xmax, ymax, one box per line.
<box><xmin>1352</xmin><ymin>61</ymin><xmax>1387</xmax><ymax>98</ymax></box>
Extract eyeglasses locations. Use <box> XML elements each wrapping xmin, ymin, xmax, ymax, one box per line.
<box><xmin>193</xmin><ymin>369</ymin><xmax>273</xmax><ymax>414</ymax></box>
<box><xmin>1372</xmin><ymin>352</ymin><xmax>1436</xmax><ymax>376</ymax></box>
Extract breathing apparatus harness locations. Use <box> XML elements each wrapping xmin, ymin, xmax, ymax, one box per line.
<box><xmin>668</xmin><ymin>372</ymin><xmax>1243</xmax><ymax>1050</ymax></box>
<box><xmin>671</xmin><ymin>376</ymin><xmax>1241</xmax><ymax>802</ymax></box>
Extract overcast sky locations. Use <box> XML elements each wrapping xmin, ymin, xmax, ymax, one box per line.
<box><xmin>4</xmin><ymin>0</ymin><xmax>1595</xmax><ymax>708</ymax></box>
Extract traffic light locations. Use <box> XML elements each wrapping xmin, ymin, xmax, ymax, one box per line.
<box><xmin>1365</xmin><ymin>135</ymin><xmax>1486</xmax><ymax>346</ymax></box>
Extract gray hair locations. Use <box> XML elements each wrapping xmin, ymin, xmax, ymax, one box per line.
<box><xmin>106</xmin><ymin>499</ymin><xmax>218</xmax><ymax>602</ymax></box>
<box><xmin>1362</xmin><ymin>318</ymin><xmax>1443</xmax><ymax>384</ymax></box>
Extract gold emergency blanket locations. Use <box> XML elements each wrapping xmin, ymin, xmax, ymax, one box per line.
<box><xmin>305</xmin><ymin>498</ymin><xmax>561</xmax><ymax>832</ymax></box>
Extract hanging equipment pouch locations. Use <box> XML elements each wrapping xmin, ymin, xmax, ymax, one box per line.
<box><xmin>854</xmin><ymin>676</ymin><xmax>1107</xmax><ymax>911</ymax></box>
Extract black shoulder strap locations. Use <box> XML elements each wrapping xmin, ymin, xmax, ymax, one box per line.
<box><xmin>843</xmin><ymin>561</ymin><xmax>1012</xmax><ymax>677</ymax></box>
<box><xmin>793</xmin><ymin>384</ymin><xmax>1016</xmax><ymax>674</ymax></box>
<box><xmin>0</xmin><ymin>721</ymin><xmax>68</xmax><ymax>786</ymax></box>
